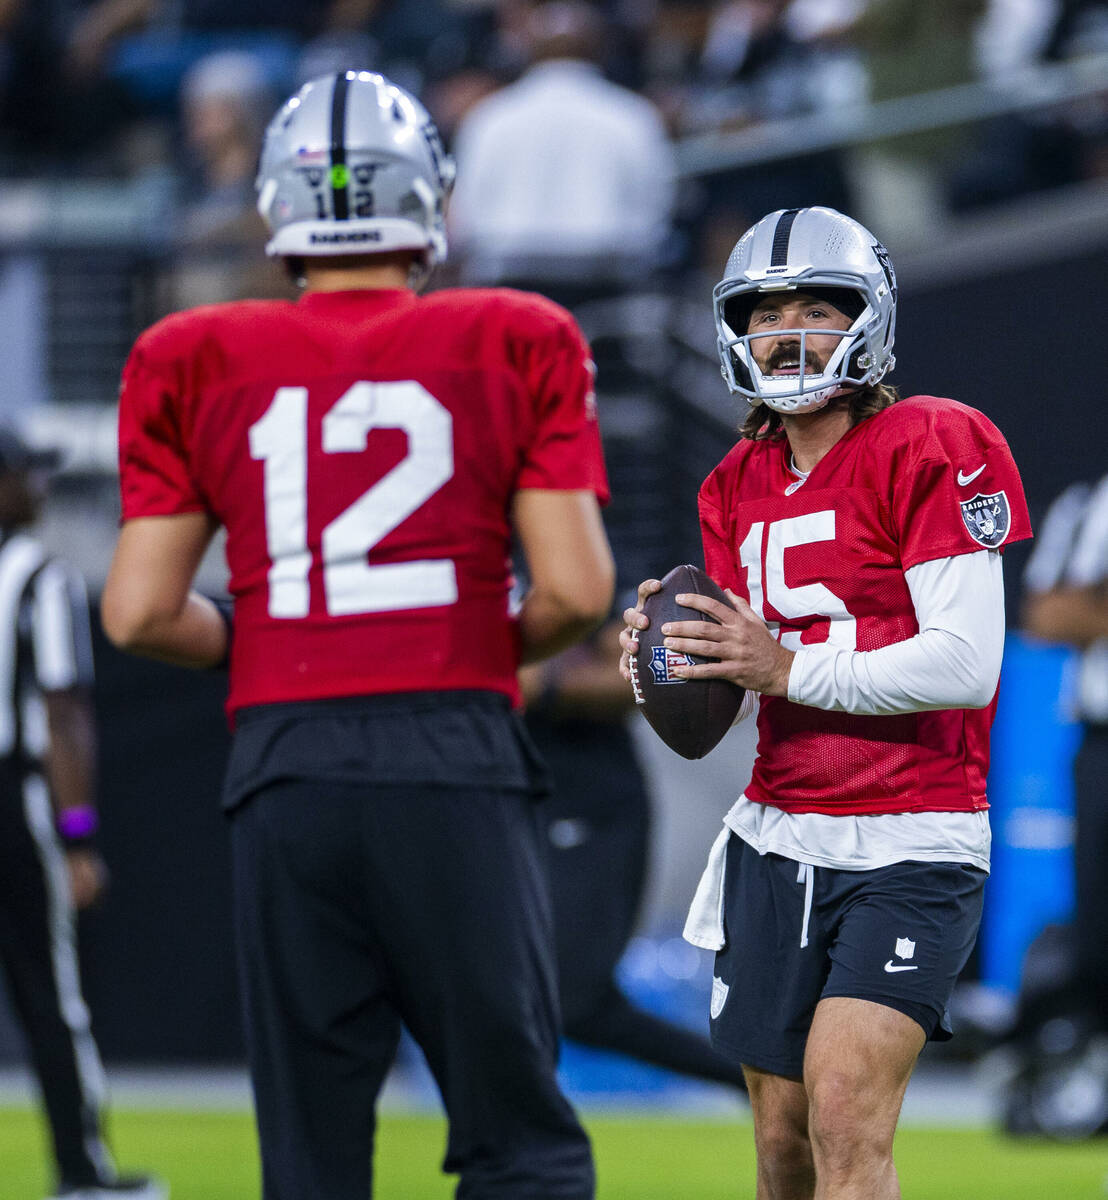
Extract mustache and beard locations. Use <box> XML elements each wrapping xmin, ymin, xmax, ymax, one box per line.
<box><xmin>753</xmin><ymin>333</ymin><xmax>849</xmax><ymax>374</ymax></box>
<box><xmin>756</xmin><ymin>339</ymin><xmax>828</xmax><ymax>375</ymax></box>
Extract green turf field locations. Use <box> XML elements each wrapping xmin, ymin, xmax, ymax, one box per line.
<box><xmin>2</xmin><ymin>1106</ymin><xmax>1105</xmax><ymax>1198</ymax></box>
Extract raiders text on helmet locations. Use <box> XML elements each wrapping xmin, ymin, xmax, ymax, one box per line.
<box><xmin>256</xmin><ymin>71</ymin><xmax>455</xmax><ymax>285</ymax></box>
<box><xmin>714</xmin><ymin>207</ymin><xmax>897</xmax><ymax>415</ymax></box>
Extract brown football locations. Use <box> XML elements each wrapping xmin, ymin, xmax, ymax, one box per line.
<box><xmin>630</xmin><ymin>564</ymin><xmax>745</xmax><ymax>760</ymax></box>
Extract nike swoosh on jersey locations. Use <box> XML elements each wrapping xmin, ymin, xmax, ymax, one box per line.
<box><xmin>884</xmin><ymin>961</ymin><xmax>919</xmax><ymax>973</ymax></box>
<box><xmin>957</xmin><ymin>464</ymin><xmax>986</xmax><ymax>486</ymax></box>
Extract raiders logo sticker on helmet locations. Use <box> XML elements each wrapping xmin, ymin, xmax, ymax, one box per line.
<box><xmin>960</xmin><ymin>491</ymin><xmax>1012</xmax><ymax>548</ymax></box>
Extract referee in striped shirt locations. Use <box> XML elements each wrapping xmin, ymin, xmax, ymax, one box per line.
<box><xmin>1024</xmin><ymin>472</ymin><xmax>1108</xmax><ymax>1045</ymax></box>
<box><xmin>0</xmin><ymin>426</ymin><xmax>164</xmax><ymax>1200</ymax></box>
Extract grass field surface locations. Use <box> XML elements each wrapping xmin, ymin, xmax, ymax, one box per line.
<box><xmin>2</xmin><ymin>1106</ymin><xmax>1106</xmax><ymax>1199</ymax></box>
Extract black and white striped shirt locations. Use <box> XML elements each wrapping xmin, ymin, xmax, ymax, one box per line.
<box><xmin>1024</xmin><ymin>474</ymin><xmax>1108</xmax><ymax>724</ymax></box>
<box><xmin>0</xmin><ymin>531</ymin><xmax>94</xmax><ymax>770</ymax></box>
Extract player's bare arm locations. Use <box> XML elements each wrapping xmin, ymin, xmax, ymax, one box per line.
<box><xmin>513</xmin><ymin>488</ymin><xmax>615</xmax><ymax>663</ymax></box>
<box><xmin>101</xmin><ymin>512</ymin><xmax>227</xmax><ymax>668</ymax></box>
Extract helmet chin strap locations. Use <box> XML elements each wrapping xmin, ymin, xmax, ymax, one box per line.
<box><xmin>753</xmin><ymin>383</ymin><xmax>855</xmax><ymax>415</ymax></box>
<box><xmin>759</xmin><ymin>385</ymin><xmax>836</xmax><ymax>415</ymax></box>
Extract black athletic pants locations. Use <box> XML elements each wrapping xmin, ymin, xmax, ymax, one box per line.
<box><xmin>0</xmin><ymin>766</ymin><xmax>111</xmax><ymax>1188</ymax></box>
<box><xmin>229</xmin><ymin>777</ymin><xmax>595</xmax><ymax>1200</ymax></box>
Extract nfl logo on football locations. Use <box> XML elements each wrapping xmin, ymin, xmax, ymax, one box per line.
<box><xmin>649</xmin><ymin>645</ymin><xmax>694</xmax><ymax>685</ymax></box>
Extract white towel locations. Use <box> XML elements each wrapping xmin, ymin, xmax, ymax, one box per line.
<box><xmin>682</xmin><ymin>825</ymin><xmax>730</xmax><ymax>951</ymax></box>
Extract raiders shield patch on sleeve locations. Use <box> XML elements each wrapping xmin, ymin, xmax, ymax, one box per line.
<box><xmin>960</xmin><ymin>491</ymin><xmax>1012</xmax><ymax>548</ymax></box>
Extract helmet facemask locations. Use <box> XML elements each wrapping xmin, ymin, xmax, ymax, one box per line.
<box><xmin>716</xmin><ymin>286</ymin><xmax>889</xmax><ymax>414</ymax></box>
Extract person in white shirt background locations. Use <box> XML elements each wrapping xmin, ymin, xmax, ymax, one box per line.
<box><xmin>447</xmin><ymin>0</ymin><xmax>675</xmax><ymax>302</ymax></box>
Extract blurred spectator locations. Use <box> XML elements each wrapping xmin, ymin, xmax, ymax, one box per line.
<box><xmin>168</xmin><ymin>50</ymin><xmax>291</xmax><ymax>306</ymax></box>
<box><xmin>947</xmin><ymin>0</ymin><xmax>1106</xmax><ymax>211</ymax></box>
<box><xmin>0</xmin><ymin>0</ymin><xmax>145</xmax><ymax>170</ymax></box>
<box><xmin>693</xmin><ymin>0</ymin><xmax>820</xmax><ymax>123</ymax></box>
<box><xmin>855</xmin><ymin>0</ymin><xmax>987</xmax><ymax>102</ymax></box>
<box><xmin>839</xmin><ymin>0</ymin><xmax>989</xmax><ymax>236</ymax></box>
<box><xmin>1029</xmin><ymin>0</ymin><xmax>1108</xmax><ymax>182</ymax></box>
<box><xmin>177</xmin><ymin>50</ymin><xmax>273</xmax><ymax>244</ymax></box>
<box><xmin>973</xmin><ymin>0</ymin><xmax>1061</xmax><ymax>77</ymax></box>
<box><xmin>295</xmin><ymin>0</ymin><xmax>476</xmax><ymax>96</ymax></box>
<box><xmin>448</xmin><ymin>0</ymin><xmax>676</xmax><ymax>302</ymax></box>
<box><xmin>421</xmin><ymin>3</ymin><xmax>529</xmax><ymax>144</ymax></box>
<box><xmin>69</xmin><ymin>0</ymin><xmax>364</xmax><ymax>118</ymax></box>
<box><xmin>638</xmin><ymin>0</ymin><xmax>713</xmax><ymax>113</ymax></box>
<box><xmin>1048</xmin><ymin>0</ymin><xmax>1108</xmax><ymax>55</ymax></box>
<box><xmin>676</xmin><ymin>0</ymin><xmax>860</xmax><ymax>275</ymax></box>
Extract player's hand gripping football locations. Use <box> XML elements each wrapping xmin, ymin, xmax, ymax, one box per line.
<box><xmin>620</xmin><ymin>580</ymin><xmax>795</xmax><ymax>698</ymax></box>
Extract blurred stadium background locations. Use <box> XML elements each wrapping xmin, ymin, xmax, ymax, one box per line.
<box><xmin>2</xmin><ymin>0</ymin><xmax>1108</xmax><ymax>1192</ymax></box>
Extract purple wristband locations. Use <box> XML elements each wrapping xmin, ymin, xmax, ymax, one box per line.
<box><xmin>57</xmin><ymin>806</ymin><xmax>99</xmax><ymax>841</ymax></box>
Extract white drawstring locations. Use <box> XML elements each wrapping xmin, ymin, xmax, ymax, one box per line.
<box><xmin>797</xmin><ymin>862</ymin><xmax>814</xmax><ymax>948</ymax></box>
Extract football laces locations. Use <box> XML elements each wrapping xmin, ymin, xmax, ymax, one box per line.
<box><xmin>627</xmin><ymin>637</ymin><xmax>646</xmax><ymax>706</ymax></box>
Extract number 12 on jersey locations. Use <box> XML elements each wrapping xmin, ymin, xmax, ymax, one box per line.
<box><xmin>249</xmin><ymin>381</ymin><xmax>457</xmax><ymax>619</ymax></box>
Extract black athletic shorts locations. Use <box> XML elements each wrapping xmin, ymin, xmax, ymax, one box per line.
<box><xmin>710</xmin><ymin>833</ymin><xmax>987</xmax><ymax>1078</ymax></box>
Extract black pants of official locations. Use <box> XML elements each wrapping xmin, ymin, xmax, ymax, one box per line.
<box><xmin>0</xmin><ymin>769</ymin><xmax>111</xmax><ymax>1188</ymax></box>
<box><xmin>229</xmin><ymin>778</ymin><xmax>594</xmax><ymax>1200</ymax></box>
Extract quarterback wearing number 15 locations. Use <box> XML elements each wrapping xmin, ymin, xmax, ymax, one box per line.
<box><xmin>621</xmin><ymin>206</ymin><xmax>1031</xmax><ymax>1199</ymax></box>
<box><xmin>102</xmin><ymin>72</ymin><xmax>611</xmax><ymax>1200</ymax></box>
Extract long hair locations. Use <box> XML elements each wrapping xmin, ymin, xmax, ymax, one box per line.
<box><xmin>737</xmin><ymin>383</ymin><xmax>900</xmax><ymax>441</ymax></box>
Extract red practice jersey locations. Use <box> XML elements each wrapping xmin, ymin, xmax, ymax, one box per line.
<box><xmin>118</xmin><ymin>287</ymin><xmax>609</xmax><ymax>714</ymax></box>
<box><xmin>699</xmin><ymin>396</ymin><xmax>1031</xmax><ymax>816</ymax></box>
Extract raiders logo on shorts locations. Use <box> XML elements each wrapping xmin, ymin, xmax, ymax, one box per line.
<box><xmin>960</xmin><ymin>491</ymin><xmax>1011</xmax><ymax>548</ymax></box>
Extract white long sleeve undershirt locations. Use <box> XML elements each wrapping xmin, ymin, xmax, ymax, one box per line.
<box><xmin>787</xmin><ymin>549</ymin><xmax>1005</xmax><ymax>714</ymax></box>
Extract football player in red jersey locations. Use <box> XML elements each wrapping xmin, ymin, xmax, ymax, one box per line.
<box><xmin>621</xmin><ymin>206</ymin><xmax>1031</xmax><ymax>1199</ymax></box>
<box><xmin>101</xmin><ymin>71</ymin><xmax>613</xmax><ymax>1200</ymax></box>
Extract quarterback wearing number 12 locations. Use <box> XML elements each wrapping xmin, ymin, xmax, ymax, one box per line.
<box><xmin>102</xmin><ymin>73</ymin><xmax>613</xmax><ymax>1200</ymax></box>
<box><xmin>621</xmin><ymin>206</ymin><xmax>1030</xmax><ymax>1199</ymax></box>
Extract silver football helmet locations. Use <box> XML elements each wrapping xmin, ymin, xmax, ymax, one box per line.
<box><xmin>256</xmin><ymin>71</ymin><xmax>455</xmax><ymax>284</ymax></box>
<box><xmin>714</xmin><ymin>206</ymin><xmax>897</xmax><ymax>414</ymax></box>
